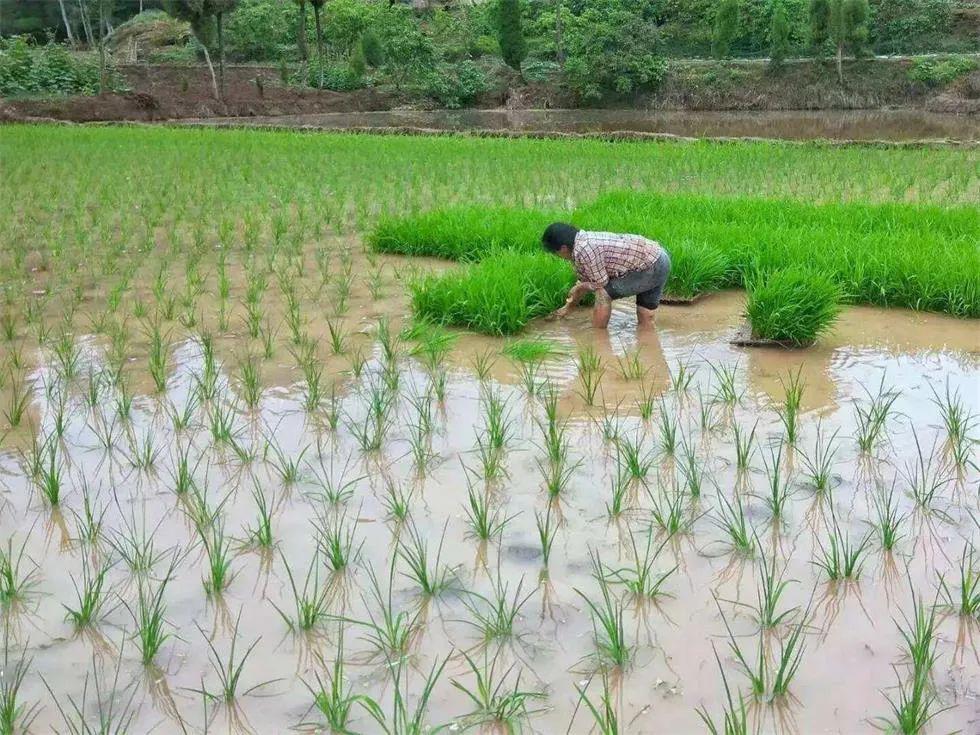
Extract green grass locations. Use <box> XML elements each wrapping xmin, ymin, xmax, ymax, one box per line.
<box><xmin>502</xmin><ymin>337</ymin><xmax>566</xmax><ymax>363</ymax></box>
<box><xmin>744</xmin><ymin>267</ymin><xmax>842</xmax><ymax>345</ymax></box>
<box><xmin>410</xmin><ymin>250</ymin><xmax>575</xmax><ymax>335</ymax></box>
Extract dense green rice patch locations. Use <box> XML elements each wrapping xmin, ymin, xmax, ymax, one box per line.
<box><xmin>369</xmin><ymin>207</ymin><xmax>557</xmax><ymax>262</ymax></box>
<box><xmin>410</xmin><ymin>251</ymin><xmax>575</xmax><ymax>335</ymax></box>
<box><xmin>745</xmin><ymin>267</ymin><xmax>843</xmax><ymax>345</ymax></box>
<box><xmin>502</xmin><ymin>338</ymin><xmax>567</xmax><ymax>363</ymax></box>
<box><xmin>574</xmin><ymin>192</ymin><xmax>980</xmax><ymax>317</ymax></box>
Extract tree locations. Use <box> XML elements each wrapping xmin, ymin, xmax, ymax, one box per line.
<box><xmin>810</xmin><ymin>0</ymin><xmax>869</xmax><ymax>83</ymax></box>
<box><xmin>769</xmin><ymin>0</ymin><xmax>791</xmax><ymax>70</ymax></box>
<box><xmin>712</xmin><ymin>0</ymin><xmax>739</xmax><ymax>59</ymax></box>
<box><xmin>361</xmin><ymin>28</ymin><xmax>384</xmax><ymax>68</ymax></box>
<box><xmin>309</xmin><ymin>0</ymin><xmax>326</xmax><ymax>83</ymax></box>
<box><xmin>294</xmin><ymin>0</ymin><xmax>308</xmax><ymax>61</ymax></box>
<box><xmin>164</xmin><ymin>0</ymin><xmax>239</xmax><ymax>99</ymax></box>
<box><xmin>496</xmin><ymin>0</ymin><xmax>526</xmax><ymax>73</ymax></box>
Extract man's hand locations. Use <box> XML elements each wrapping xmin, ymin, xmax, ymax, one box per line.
<box><xmin>547</xmin><ymin>305</ymin><xmax>569</xmax><ymax>321</ymax></box>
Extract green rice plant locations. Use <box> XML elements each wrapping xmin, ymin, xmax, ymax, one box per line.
<box><xmin>539</xmin><ymin>456</ymin><xmax>578</xmax><ymax>500</ymax></box>
<box><xmin>200</xmin><ymin>520</ymin><xmax>235</xmax><ymax>596</ymax></box>
<box><xmin>606</xmin><ymin>468</ymin><xmax>632</xmax><ymax>519</ymax></box>
<box><xmin>237</xmin><ymin>356</ymin><xmax>263</xmax><ymax>410</ymax></box>
<box><xmin>930</xmin><ymin>381</ymin><xmax>978</xmax><ymax>470</ymax></box>
<box><xmin>576</xmin><ymin>346</ymin><xmax>605</xmax><ymax>407</ymax></box>
<box><xmin>125</xmin><ymin>553</ymin><xmax>178</xmax><ymax>664</ymax></box>
<box><xmin>244</xmin><ymin>484</ymin><xmax>275</xmax><ymax>550</ymax></box>
<box><xmin>349</xmin><ymin>562</ymin><xmax>422</xmax><ymax>661</ymax></box>
<box><xmin>939</xmin><ymin>544</ymin><xmax>980</xmax><ymax>618</ymax></box>
<box><xmin>754</xmin><ymin>547</ymin><xmax>797</xmax><ymax>629</ymax></box>
<box><xmin>669</xmin><ymin>358</ymin><xmax>697</xmax><ymax>394</ymax></box>
<box><xmin>777</xmin><ymin>367</ymin><xmax>804</xmax><ymax>445</ymax></box>
<box><xmin>452</xmin><ymin>649</ymin><xmax>545</xmax><ymax>732</ymax></box>
<box><xmin>146</xmin><ymin>325</ymin><xmax>171</xmax><ymax>394</ymax></box>
<box><xmin>577</xmin><ymin>555</ymin><xmax>631</xmax><ymax>668</ymax></box>
<box><xmin>515</xmin><ymin>358</ymin><xmax>543</xmax><ymax>397</ymax></box>
<box><xmin>720</xmin><ymin>603</ymin><xmax>808</xmax><ymax>701</ymax></box>
<box><xmin>744</xmin><ymin>266</ymin><xmax>842</xmax><ymax>345</ymax></box>
<box><xmin>314</xmin><ymin>510</ymin><xmax>362</xmax><ymax>573</ymax></box>
<box><xmin>167</xmin><ymin>392</ymin><xmax>199</xmax><ymax>433</ymax></box>
<box><xmin>361</xmin><ymin>654</ymin><xmax>447</xmax><ymax>735</ymax></box>
<box><xmin>800</xmin><ymin>424</ymin><xmax>840</xmax><ymax>493</ymax></box>
<box><xmin>0</xmin><ymin>643</ymin><xmax>39</xmax><ymax>734</ymax></box>
<box><xmin>470</xmin><ymin>348</ymin><xmax>496</xmax><ymax>382</ymax></box>
<box><xmin>310</xmin><ymin>455</ymin><xmax>364</xmax><ymax>508</ymax></box>
<box><xmin>382</xmin><ymin>481</ymin><xmax>414</xmax><ymax>524</ymax></box>
<box><xmin>52</xmin><ymin>331</ymin><xmax>81</xmax><ymax>381</ymax></box>
<box><xmin>463</xmin><ymin>573</ymin><xmax>533</xmax><ymax>641</ymax></box>
<box><xmin>616</xmin><ymin>348</ymin><xmax>647</xmax><ymax>381</ymax></box>
<box><xmin>208</xmin><ymin>399</ymin><xmax>240</xmax><ymax>446</ymax></box>
<box><xmin>870</xmin><ymin>483</ymin><xmax>907</xmax><ymax>552</ymax></box>
<box><xmin>615</xmin><ymin>431</ymin><xmax>653</xmax><ymax>479</ymax></box>
<box><xmin>271</xmin><ymin>553</ymin><xmax>331</xmax><ymax>632</ymax></box>
<box><xmin>267</xmin><ymin>440</ymin><xmax>307</xmax><ymax>486</ymax></box>
<box><xmin>397</xmin><ymin>521</ymin><xmax>455</xmax><ymax>598</ymax></box>
<box><xmin>190</xmin><ymin>612</ymin><xmax>279</xmax><ymax>703</ymax></box>
<box><xmin>128</xmin><ymin>429</ymin><xmax>162</xmax><ymax>471</ymax></box>
<box><xmin>3</xmin><ymin>373</ymin><xmax>30</xmax><ymax>428</ymax></box>
<box><xmin>481</xmin><ymin>389</ymin><xmax>513</xmax><ymax>451</ymax></box>
<box><xmin>369</xmin><ymin>205</ymin><xmax>554</xmax><ymax>261</ymax></box>
<box><xmin>697</xmin><ymin>646</ymin><xmax>749</xmax><ymax>735</ymax></box>
<box><xmin>64</xmin><ymin>558</ymin><xmax>114</xmax><ymax>628</ymax></box>
<box><xmin>656</xmin><ymin>399</ymin><xmax>679</xmax><ymax>456</ymax></box>
<box><xmin>732</xmin><ymin>421</ymin><xmax>757</xmax><ymax>472</ymax></box>
<box><xmin>0</xmin><ymin>536</ymin><xmax>39</xmax><ymax>606</ymax></box>
<box><xmin>410</xmin><ymin>250</ymin><xmax>575</xmax><ymax>335</ymax></box>
<box><xmin>573</xmin><ymin>671</ymin><xmax>619</xmax><ymax>735</ymax></box>
<box><xmin>326</xmin><ymin>318</ymin><xmax>349</xmax><ymax>355</ymax></box>
<box><xmin>709</xmin><ymin>361</ymin><xmax>742</xmax><ymax>405</ymax></box>
<box><xmin>598</xmin><ymin>403</ymin><xmax>622</xmax><ymax>444</ymax></box>
<box><xmin>475</xmin><ymin>434</ymin><xmax>508</xmax><ymax>482</ymax></box>
<box><xmin>70</xmin><ymin>482</ymin><xmax>107</xmax><ymax>550</ymax></box>
<box><xmin>503</xmin><ymin>337</ymin><xmax>564</xmax><ymax>364</ymax></box>
<box><xmin>36</xmin><ymin>442</ymin><xmax>63</xmax><ymax>506</ymax></box>
<box><xmin>902</xmin><ymin>429</ymin><xmax>953</xmax><ymax>511</ymax></box>
<box><xmin>760</xmin><ymin>439</ymin><xmax>792</xmax><ymax>519</ymax></box>
<box><xmin>463</xmin><ymin>479</ymin><xmax>514</xmax><ymax>542</ymax></box>
<box><xmin>877</xmin><ymin>667</ymin><xmax>944</xmax><ymax>735</ymax></box>
<box><xmin>108</xmin><ymin>514</ymin><xmax>170</xmax><ymax>577</ymax></box>
<box><xmin>635</xmin><ymin>380</ymin><xmax>657</xmax><ymax>421</ymax></box>
<box><xmin>304</xmin><ymin>627</ymin><xmax>380</xmax><ymax>732</ymax></box>
<box><xmin>648</xmin><ymin>485</ymin><xmax>692</xmax><ymax>538</ymax></box>
<box><xmin>302</xmin><ymin>361</ymin><xmax>325</xmax><ymax>413</ymax></box>
<box><xmin>44</xmin><ymin>643</ymin><xmax>140</xmax><ymax>735</ymax></box>
<box><xmin>813</xmin><ymin>512</ymin><xmax>872</xmax><ymax>581</ymax></box>
<box><xmin>712</xmin><ymin>490</ymin><xmax>755</xmax><ymax>557</ymax></box>
<box><xmin>678</xmin><ymin>436</ymin><xmax>706</xmax><ymax>499</ymax></box>
<box><xmin>854</xmin><ymin>376</ymin><xmax>900</xmax><ymax>453</ymax></box>
<box><xmin>602</xmin><ymin>530</ymin><xmax>677</xmax><ymax>600</ymax></box>
<box><xmin>535</xmin><ymin>506</ymin><xmax>558</xmax><ymax>567</ymax></box>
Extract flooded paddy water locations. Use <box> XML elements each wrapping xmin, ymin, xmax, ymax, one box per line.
<box><xmin>1</xmin><ymin>244</ymin><xmax>977</xmax><ymax>734</ymax></box>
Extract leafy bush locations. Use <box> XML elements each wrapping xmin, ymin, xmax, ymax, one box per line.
<box><xmin>415</xmin><ymin>60</ymin><xmax>490</xmax><ymax>108</ymax></box>
<box><xmin>369</xmin><ymin>206</ymin><xmax>556</xmax><ymax>261</ymax></box>
<box><xmin>410</xmin><ymin>250</ymin><xmax>575</xmax><ymax>335</ymax></box>
<box><xmin>908</xmin><ymin>55</ymin><xmax>978</xmax><ymax>87</ymax></box>
<box><xmin>302</xmin><ymin>59</ymin><xmax>364</xmax><ymax>91</ymax></box>
<box><xmin>562</xmin><ymin>0</ymin><xmax>668</xmax><ymax>99</ymax></box>
<box><xmin>521</xmin><ymin>59</ymin><xmax>560</xmax><ymax>83</ymax></box>
<box><xmin>0</xmin><ymin>36</ymin><xmax>121</xmax><ymax>97</ymax></box>
<box><xmin>225</xmin><ymin>0</ymin><xmax>296</xmax><ymax>61</ymax></box>
<box><xmin>870</xmin><ymin>0</ymin><xmax>956</xmax><ymax>54</ymax></box>
<box><xmin>744</xmin><ymin>266</ymin><xmax>842</xmax><ymax>345</ymax></box>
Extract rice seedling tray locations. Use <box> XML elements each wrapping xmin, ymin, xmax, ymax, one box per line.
<box><xmin>730</xmin><ymin>321</ymin><xmax>814</xmax><ymax>349</ymax></box>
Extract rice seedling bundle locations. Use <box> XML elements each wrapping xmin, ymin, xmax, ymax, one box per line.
<box><xmin>744</xmin><ymin>267</ymin><xmax>842</xmax><ymax>345</ymax></box>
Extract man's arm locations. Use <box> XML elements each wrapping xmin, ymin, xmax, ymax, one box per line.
<box><xmin>550</xmin><ymin>239</ymin><xmax>608</xmax><ymax>319</ymax></box>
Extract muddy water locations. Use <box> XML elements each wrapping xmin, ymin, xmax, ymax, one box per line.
<box><xmin>186</xmin><ymin>108</ymin><xmax>980</xmax><ymax>143</ymax></box>
<box><xmin>1</xmin><ymin>254</ymin><xmax>978</xmax><ymax>734</ymax></box>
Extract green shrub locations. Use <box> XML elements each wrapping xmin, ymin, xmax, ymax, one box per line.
<box><xmin>521</xmin><ymin>59</ymin><xmax>561</xmax><ymax>83</ymax></box>
<box><xmin>415</xmin><ymin>60</ymin><xmax>490</xmax><ymax>108</ymax></box>
<box><xmin>908</xmin><ymin>55</ymin><xmax>978</xmax><ymax>87</ymax></box>
<box><xmin>744</xmin><ymin>266</ymin><xmax>842</xmax><ymax>345</ymax></box>
<box><xmin>410</xmin><ymin>250</ymin><xmax>574</xmax><ymax>335</ymax></box>
<box><xmin>0</xmin><ymin>36</ymin><xmax>122</xmax><ymax>97</ymax></box>
<box><xmin>302</xmin><ymin>59</ymin><xmax>364</xmax><ymax>91</ymax></box>
<box><xmin>225</xmin><ymin>0</ymin><xmax>295</xmax><ymax>61</ymax></box>
<box><xmin>369</xmin><ymin>206</ymin><xmax>556</xmax><ymax>261</ymax></box>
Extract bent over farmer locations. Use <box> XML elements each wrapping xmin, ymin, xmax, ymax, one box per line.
<box><xmin>541</xmin><ymin>223</ymin><xmax>671</xmax><ymax>329</ymax></box>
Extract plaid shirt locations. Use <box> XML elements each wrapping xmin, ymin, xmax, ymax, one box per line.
<box><xmin>573</xmin><ymin>231</ymin><xmax>663</xmax><ymax>287</ymax></box>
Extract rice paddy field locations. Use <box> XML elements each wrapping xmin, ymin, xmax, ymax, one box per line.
<box><xmin>0</xmin><ymin>124</ymin><xmax>978</xmax><ymax>734</ymax></box>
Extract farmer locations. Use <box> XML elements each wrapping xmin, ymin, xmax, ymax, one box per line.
<box><xmin>541</xmin><ymin>223</ymin><xmax>671</xmax><ymax>329</ymax></box>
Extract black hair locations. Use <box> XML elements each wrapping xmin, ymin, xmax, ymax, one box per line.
<box><xmin>541</xmin><ymin>222</ymin><xmax>579</xmax><ymax>252</ymax></box>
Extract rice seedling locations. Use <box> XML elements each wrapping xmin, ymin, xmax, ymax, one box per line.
<box><xmin>870</xmin><ymin>483</ymin><xmax>907</xmax><ymax>552</ymax></box>
<box><xmin>381</xmin><ymin>480</ymin><xmax>413</xmax><ymax>524</ymax></box>
<box><xmin>451</xmin><ymin>649</ymin><xmax>546</xmax><ymax>732</ymax></box>
<box><xmin>615</xmin><ymin>431</ymin><xmax>654</xmax><ymax>479</ymax></box>
<box><xmin>930</xmin><ymin>381</ymin><xmax>977</xmax><ymax>470</ymax></box>
<box><xmin>744</xmin><ymin>266</ymin><xmax>842</xmax><ymax>345</ymax></box>
<box><xmin>813</xmin><ymin>511</ymin><xmax>872</xmax><ymax>581</ymax></box>
<box><xmin>200</xmin><ymin>520</ymin><xmax>235</xmax><ymax>596</ymax></box>
<box><xmin>777</xmin><ymin>367</ymin><xmax>804</xmax><ymax>445</ymax></box>
<box><xmin>902</xmin><ymin>429</ymin><xmax>953</xmax><ymax>511</ymax></box>
<box><xmin>515</xmin><ymin>358</ymin><xmax>543</xmax><ymax>397</ymax></box>
<box><xmin>71</xmin><ymin>482</ymin><xmax>107</xmax><ymax>550</ymax></box>
<box><xmin>44</xmin><ymin>643</ymin><xmax>140</xmax><ymax>735</ymax></box>
<box><xmin>326</xmin><ymin>318</ymin><xmax>349</xmax><ymax>355</ymax></box>
<box><xmin>236</xmin><ymin>356</ymin><xmax>263</xmax><ymax>410</ymax></box>
<box><xmin>635</xmin><ymin>380</ymin><xmax>657</xmax><ymax>421</ymax></box>
<box><xmin>146</xmin><ymin>324</ymin><xmax>170</xmax><ymax>394</ymax></box>
<box><xmin>0</xmin><ymin>644</ymin><xmax>40</xmax><ymax>734</ymax></box>
<box><xmin>242</xmin><ymin>484</ymin><xmax>276</xmax><ymax>550</ymax></box>
<box><xmin>854</xmin><ymin>376</ymin><xmax>900</xmax><ymax>454</ymax></box>
<box><xmin>754</xmin><ymin>547</ymin><xmax>797</xmax><ymax>629</ymax></box>
<box><xmin>267</xmin><ymin>440</ymin><xmax>307</xmax><ymax>486</ymax></box>
<box><xmin>800</xmin><ymin>424</ymin><xmax>840</xmax><ymax>493</ymax></box>
<box><xmin>397</xmin><ymin>521</ymin><xmax>455</xmax><ymax>598</ymax></box>
<box><xmin>362</xmin><ymin>654</ymin><xmax>448</xmax><ymax>735</ymax></box>
<box><xmin>272</xmin><ymin>553</ymin><xmax>332</xmax><ymax>632</ymax></box>
<box><xmin>713</xmin><ymin>490</ymin><xmax>755</xmax><ymax>557</ymax></box>
<box><xmin>464</xmin><ymin>571</ymin><xmax>534</xmax><ymax>642</ymax></box>
<box><xmin>64</xmin><ymin>558</ymin><xmax>114</xmax><ymax>628</ymax></box>
<box><xmin>678</xmin><ymin>436</ymin><xmax>706</xmax><ymax>499</ymax></box>
<box><xmin>208</xmin><ymin>399</ymin><xmax>240</xmax><ymax>446</ymax></box>
<box><xmin>302</xmin><ymin>361</ymin><xmax>325</xmax><ymax>413</ymax></box>
<box><xmin>36</xmin><ymin>442</ymin><xmax>63</xmax><ymax>506</ymax></box>
<box><xmin>128</xmin><ymin>429</ymin><xmax>162</xmax><ymax>471</ymax></box>
<box><xmin>732</xmin><ymin>421</ymin><xmax>757</xmax><ymax>472</ymax></box>
<box><xmin>720</xmin><ymin>602</ymin><xmax>808</xmax><ymax>701</ymax></box>
<box><xmin>503</xmin><ymin>337</ymin><xmax>564</xmax><ymax>364</ymax></box>
<box><xmin>470</xmin><ymin>348</ymin><xmax>496</xmax><ymax>382</ymax></box>
<box><xmin>616</xmin><ymin>348</ymin><xmax>647</xmax><ymax>381</ymax></box>
<box><xmin>605</xmin><ymin>468</ymin><xmax>632</xmax><ymax>519</ymax></box>
<box><xmin>710</xmin><ymin>361</ymin><xmax>742</xmax><ymax>405</ymax></box>
<box><xmin>190</xmin><ymin>612</ymin><xmax>278</xmax><ymax>703</ymax></box>
<box><xmin>602</xmin><ymin>530</ymin><xmax>677</xmax><ymax>600</ymax></box>
<box><xmin>573</xmin><ymin>671</ymin><xmax>619</xmax><ymax>735</ymax></box>
<box><xmin>760</xmin><ymin>440</ymin><xmax>792</xmax><ymax>519</ymax></box>
<box><xmin>0</xmin><ymin>536</ymin><xmax>39</xmax><ymax>606</ymax></box>
<box><xmin>348</xmin><ymin>344</ymin><xmax>367</xmax><ymax>379</ymax></box>
<box><xmin>303</xmin><ymin>627</ymin><xmax>377</xmax><ymax>731</ymax></box>
<box><xmin>939</xmin><ymin>545</ymin><xmax>980</xmax><ymax>618</ymax></box>
<box><xmin>314</xmin><ymin>510</ymin><xmax>362</xmax><ymax>573</ymax></box>
<box><xmin>3</xmin><ymin>373</ymin><xmax>31</xmax><ymax>427</ymax></box>
<box><xmin>52</xmin><ymin>331</ymin><xmax>81</xmax><ymax>381</ymax></box>
<box><xmin>598</xmin><ymin>404</ymin><xmax>622</xmax><ymax>444</ymax></box>
<box><xmin>577</xmin><ymin>556</ymin><xmax>631</xmax><ymax>669</ymax></box>
<box><xmin>535</xmin><ymin>506</ymin><xmax>558</xmax><ymax>567</ymax></box>
<box><xmin>125</xmin><ymin>554</ymin><xmax>178</xmax><ymax>664</ymax></box>
<box><xmin>648</xmin><ymin>485</ymin><xmax>692</xmax><ymax>538</ymax></box>
<box><xmin>656</xmin><ymin>400</ymin><xmax>679</xmax><ymax>456</ymax></box>
<box><xmin>481</xmin><ymin>389</ymin><xmax>513</xmax><ymax>451</ymax></box>
<box><xmin>577</xmin><ymin>346</ymin><xmax>605</xmax><ymax>407</ymax></box>
<box><xmin>669</xmin><ymin>358</ymin><xmax>697</xmax><ymax>393</ymax></box>
<box><xmin>697</xmin><ymin>647</ymin><xmax>749</xmax><ymax>735</ymax></box>
<box><xmin>463</xmin><ymin>479</ymin><xmax>514</xmax><ymax>542</ymax></box>
<box><xmin>349</xmin><ymin>562</ymin><xmax>422</xmax><ymax>661</ymax></box>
